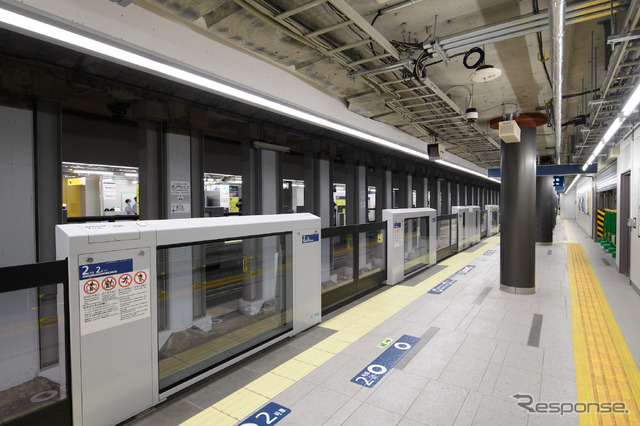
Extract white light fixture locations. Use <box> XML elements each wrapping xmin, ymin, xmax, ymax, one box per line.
<box><xmin>622</xmin><ymin>83</ymin><xmax>640</xmax><ymax>117</ymax></box>
<box><xmin>566</xmin><ymin>176</ymin><xmax>580</xmax><ymax>192</ymax></box>
<box><xmin>73</xmin><ymin>170</ymin><xmax>114</xmax><ymax>176</ymax></box>
<box><xmin>602</xmin><ymin>117</ymin><xmax>623</xmax><ymax>143</ymax></box>
<box><xmin>124</xmin><ymin>173</ymin><xmax>138</xmax><ymax>177</ymax></box>
<box><xmin>0</xmin><ymin>7</ymin><xmax>430</xmax><ymax>162</ymax></box>
<box><xmin>435</xmin><ymin>159</ymin><xmax>499</xmax><ymax>183</ymax></box>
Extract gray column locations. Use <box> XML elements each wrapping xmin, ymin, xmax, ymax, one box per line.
<box><xmin>319</xmin><ymin>157</ymin><xmax>333</xmax><ymax>228</ymax></box>
<box><xmin>374</xmin><ymin>166</ymin><xmax>387</xmax><ymax>221</ymax></box>
<box><xmin>1</xmin><ymin>105</ymin><xmax>36</xmax><ymax>266</ymax></box>
<box><xmin>440</xmin><ymin>179</ymin><xmax>450</xmax><ymax>214</ymax></box>
<box><xmin>345</xmin><ymin>162</ymin><xmax>361</xmax><ymax>225</ymax></box>
<box><xmin>136</xmin><ymin>101</ymin><xmax>167</xmax><ymax>221</ymax></box>
<box><xmin>500</xmin><ymin>126</ymin><xmax>537</xmax><ymax>294</ymax></box>
<box><xmin>35</xmin><ymin>99</ymin><xmax>62</xmax><ymax>262</ymax></box>
<box><xmin>190</xmin><ymin>108</ymin><xmax>207</xmax><ymax>218</ymax></box>
<box><xmin>240</xmin><ymin>123</ymin><xmax>261</xmax><ymax>216</ymax></box>
<box><xmin>358</xmin><ymin>164</ymin><xmax>366</xmax><ymax>223</ymax></box>
<box><xmin>450</xmin><ymin>182</ymin><xmax>458</xmax><ymax>208</ymax></box>
<box><xmin>304</xmin><ymin>151</ymin><xmax>318</xmax><ymax>216</ymax></box>
<box><xmin>34</xmin><ymin>101</ymin><xmax>62</xmax><ymax>369</ymax></box>
<box><xmin>384</xmin><ymin>169</ymin><xmax>393</xmax><ymax>210</ymax></box>
<box><xmin>260</xmin><ymin>149</ymin><xmax>281</xmax><ymax>215</ymax></box>
<box><xmin>406</xmin><ymin>174</ymin><xmax>413</xmax><ymax>208</ymax></box>
<box><xmin>428</xmin><ymin>176</ymin><xmax>437</xmax><ymax>209</ymax></box>
<box><xmin>165</xmin><ymin>134</ymin><xmax>191</xmax><ymax>219</ymax></box>
<box><xmin>536</xmin><ymin>176</ymin><xmax>555</xmax><ymax>243</ymax></box>
<box><xmin>414</xmin><ymin>176</ymin><xmax>424</xmax><ymax>208</ymax></box>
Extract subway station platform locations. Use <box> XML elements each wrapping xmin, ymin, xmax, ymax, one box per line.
<box><xmin>124</xmin><ymin>219</ymin><xmax>640</xmax><ymax>426</ymax></box>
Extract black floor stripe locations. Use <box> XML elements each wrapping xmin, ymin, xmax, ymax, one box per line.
<box><xmin>395</xmin><ymin>327</ymin><xmax>440</xmax><ymax>370</ymax></box>
<box><xmin>473</xmin><ymin>287</ymin><xmax>492</xmax><ymax>305</ymax></box>
<box><xmin>527</xmin><ymin>314</ymin><xmax>543</xmax><ymax>348</ymax></box>
<box><xmin>602</xmin><ymin>258</ymin><xmax>611</xmax><ymax>267</ymax></box>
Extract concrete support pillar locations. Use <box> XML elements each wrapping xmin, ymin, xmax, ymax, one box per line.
<box><xmin>406</xmin><ymin>174</ymin><xmax>413</xmax><ymax>208</ymax></box>
<box><xmin>35</xmin><ymin>99</ymin><xmax>62</xmax><ymax>261</ymax></box>
<box><xmin>34</xmin><ymin>99</ymin><xmax>62</xmax><ymax>369</ymax></box>
<box><xmin>536</xmin><ymin>176</ymin><xmax>556</xmax><ymax>243</ymax></box>
<box><xmin>374</xmin><ymin>166</ymin><xmax>388</xmax><ymax>221</ymax></box>
<box><xmin>304</xmin><ymin>151</ymin><xmax>318</xmax><ymax>216</ymax></box>
<box><xmin>414</xmin><ymin>176</ymin><xmax>424</xmax><ymax>208</ymax></box>
<box><xmin>428</xmin><ymin>177</ymin><xmax>437</xmax><ymax>210</ymax></box>
<box><xmin>500</xmin><ymin>126</ymin><xmax>537</xmax><ymax>294</ymax></box>
<box><xmin>137</xmin><ymin>109</ymin><xmax>165</xmax><ymax>220</ymax></box>
<box><xmin>0</xmin><ymin>105</ymin><xmax>36</xmax><ymax>266</ymax></box>
<box><xmin>451</xmin><ymin>182</ymin><xmax>458</xmax><ymax>208</ymax></box>
<box><xmin>165</xmin><ymin>133</ymin><xmax>192</xmax><ymax>219</ymax></box>
<box><xmin>190</xmin><ymin>127</ymin><xmax>204</xmax><ymax>218</ymax></box>
<box><xmin>319</xmin><ymin>157</ymin><xmax>333</xmax><ymax>228</ymax></box>
<box><xmin>384</xmin><ymin>169</ymin><xmax>393</xmax><ymax>210</ymax></box>
<box><xmin>440</xmin><ymin>179</ymin><xmax>450</xmax><ymax>214</ymax></box>
<box><xmin>345</xmin><ymin>162</ymin><xmax>364</xmax><ymax>225</ymax></box>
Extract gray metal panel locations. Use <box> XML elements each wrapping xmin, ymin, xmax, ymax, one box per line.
<box><xmin>500</xmin><ymin>126</ymin><xmax>536</xmax><ymax>291</ymax></box>
<box><xmin>0</xmin><ymin>105</ymin><xmax>36</xmax><ymax>266</ymax></box>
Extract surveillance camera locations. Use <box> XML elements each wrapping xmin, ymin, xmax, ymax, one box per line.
<box><xmin>465</xmin><ymin>108</ymin><xmax>478</xmax><ymax>123</ymax></box>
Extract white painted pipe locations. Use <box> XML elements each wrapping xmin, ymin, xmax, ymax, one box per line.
<box><xmin>550</xmin><ymin>0</ymin><xmax>566</xmax><ymax>164</ymax></box>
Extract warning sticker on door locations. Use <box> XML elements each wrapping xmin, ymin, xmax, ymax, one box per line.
<box><xmin>78</xmin><ymin>260</ymin><xmax>150</xmax><ymax>336</ymax></box>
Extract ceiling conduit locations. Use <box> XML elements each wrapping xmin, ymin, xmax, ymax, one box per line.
<box><xmin>551</xmin><ymin>0</ymin><xmax>566</xmax><ymax>164</ymax></box>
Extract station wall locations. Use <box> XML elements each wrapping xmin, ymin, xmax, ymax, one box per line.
<box><xmin>617</xmin><ymin>128</ymin><xmax>640</xmax><ymax>289</ymax></box>
<box><xmin>576</xmin><ymin>177</ymin><xmax>594</xmax><ymax>237</ymax></box>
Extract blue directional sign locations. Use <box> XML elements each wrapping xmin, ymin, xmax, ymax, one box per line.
<box><xmin>302</xmin><ymin>233</ymin><xmax>319</xmax><ymax>243</ymax></box>
<box><xmin>456</xmin><ymin>264</ymin><xmax>476</xmax><ymax>275</ymax></box>
<box><xmin>239</xmin><ymin>402</ymin><xmax>291</xmax><ymax>426</ymax></box>
<box><xmin>428</xmin><ymin>279</ymin><xmax>457</xmax><ymax>294</ymax></box>
<box><xmin>351</xmin><ymin>335</ymin><xmax>420</xmax><ymax>388</ymax></box>
<box><xmin>79</xmin><ymin>259</ymin><xmax>133</xmax><ymax>280</ymax></box>
<box><xmin>483</xmin><ymin>249</ymin><xmax>496</xmax><ymax>256</ymax></box>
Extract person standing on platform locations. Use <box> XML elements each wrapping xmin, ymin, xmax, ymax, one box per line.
<box><xmin>132</xmin><ymin>197</ymin><xmax>137</xmax><ymax>215</ymax></box>
<box><xmin>125</xmin><ymin>199</ymin><xmax>135</xmax><ymax>215</ymax></box>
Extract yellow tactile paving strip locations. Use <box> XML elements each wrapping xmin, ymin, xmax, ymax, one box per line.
<box><xmin>565</xmin><ymin>232</ymin><xmax>640</xmax><ymax>424</ymax></box>
<box><xmin>180</xmin><ymin>236</ymin><xmax>500</xmax><ymax>425</ymax></box>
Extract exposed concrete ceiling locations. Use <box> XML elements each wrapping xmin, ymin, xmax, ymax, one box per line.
<box><xmin>125</xmin><ymin>0</ymin><xmax>637</xmax><ymax>170</ymax></box>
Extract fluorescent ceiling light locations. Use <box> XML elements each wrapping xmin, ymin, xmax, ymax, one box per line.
<box><xmin>73</xmin><ymin>170</ymin><xmax>113</xmax><ymax>176</ymax></box>
<box><xmin>124</xmin><ymin>173</ymin><xmax>138</xmax><ymax>177</ymax></box>
<box><xmin>435</xmin><ymin>160</ymin><xmax>498</xmax><ymax>183</ymax></box>
<box><xmin>622</xmin><ymin>83</ymin><xmax>640</xmax><ymax>117</ymax></box>
<box><xmin>602</xmin><ymin>117</ymin><xmax>623</xmax><ymax>143</ymax></box>
<box><xmin>0</xmin><ymin>7</ymin><xmax>429</xmax><ymax>161</ymax></box>
<box><xmin>566</xmin><ymin>176</ymin><xmax>580</xmax><ymax>192</ymax></box>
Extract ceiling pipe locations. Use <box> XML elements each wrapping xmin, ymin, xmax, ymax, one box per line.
<box><xmin>550</xmin><ymin>0</ymin><xmax>566</xmax><ymax>164</ymax></box>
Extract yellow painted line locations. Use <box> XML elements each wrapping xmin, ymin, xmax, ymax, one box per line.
<box><xmin>567</xmin><ymin>243</ymin><xmax>640</xmax><ymax>425</ymax></box>
<box><xmin>181</xmin><ymin>237</ymin><xmax>501</xmax><ymax>425</ymax></box>
<box><xmin>212</xmin><ymin>388</ymin><xmax>269</xmax><ymax>421</ymax></box>
<box><xmin>294</xmin><ymin>347</ymin><xmax>335</xmax><ymax>366</ymax></box>
<box><xmin>271</xmin><ymin>359</ymin><xmax>316</xmax><ymax>381</ymax></box>
<box><xmin>184</xmin><ymin>407</ymin><xmax>237</xmax><ymax>426</ymax></box>
<box><xmin>245</xmin><ymin>372</ymin><xmax>295</xmax><ymax>399</ymax></box>
<box><xmin>564</xmin><ymin>219</ymin><xmax>579</xmax><ymax>243</ymax></box>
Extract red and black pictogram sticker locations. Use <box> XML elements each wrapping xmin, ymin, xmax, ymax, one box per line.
<box><xmin>118</xmin><ymin>274</ymin><xmax>132</xmax><ymax>288</ymax></box>
<box><xmin>101</xmin><ymin>276</ymin><xmax>117</xmax><ymax>291</ymax></box>
<box><xmin>134</xmin><ymin>271</ymin><xmax>147</xmax><ymax>284</ymax></box>
<box><xmin>84</xmin><ymin>279</ymin><xmax>99</xmax><ymax>295</ymax></box>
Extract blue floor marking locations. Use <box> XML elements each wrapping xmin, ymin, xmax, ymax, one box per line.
<box><xmin>351</xmin><ymin>335</ymin><xmax>420</xmax><ymax>388</ymax></box>
<box><xmin>238</xmin><ymin>402</ymin><xmax>291</xmax><ymax>425</ymax></box>
<box><xmin>428</xmin><ymin>279</ymin><xmax>457</xmax><ymax>294</ymax></box>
